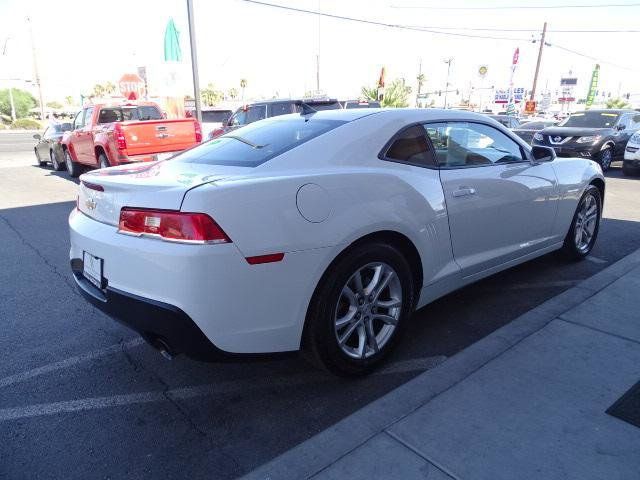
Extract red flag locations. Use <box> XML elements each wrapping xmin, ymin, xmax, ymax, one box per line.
<box><xmin>512</xmin><ymin>48</ymin><xmax>520</xmax><ymax>65</ymax></box>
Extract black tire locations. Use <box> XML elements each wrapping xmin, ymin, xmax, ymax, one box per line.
<box><xmin>98</xmin><ymin>153</ymin><xmax>110</xmax><ymax>169</ymax></box>
<box><xmin>597</xmin><ymin>147</ymin><xmax>613</xmax><ymax>172</ymax></box>
<box><xmin>302</xmin><ymin>242</ymin><xmax>416</xmax><ymax>376</ymax></box>
<box><xmin>35</xmin><ymin>148</ymin><xmax>46</xmax><ymax>167</ymax></box>
<box><xmin>64</xmin><ymin>149</ymin><xmax>82</xmax><ymax>178</ymax></box>
<box><xmin>622</xmin><ymin>163</ymin><xmax>638</xmax><ymax>177</ymax></box>
<box><xmin>561</xmin><ymin>185</ymin><xmax>602</xmax><ymax>260</ymax></box>
<box><xmin>50</xmin><ymin>149</ymin><xmax>64</xmax><ymax>171</ymax></box>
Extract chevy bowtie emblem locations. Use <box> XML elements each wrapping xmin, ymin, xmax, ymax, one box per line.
<box><xmin>85</xmin><ymin>198</ymin><xmax>97</xmax><ymax>210</ymax></box>
<box><xmin>553</xmin><ymin>136</ymin><xmax>562</xmax><ymax>142</ymax></box>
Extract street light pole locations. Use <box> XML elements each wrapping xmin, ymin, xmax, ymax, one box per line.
<box><xmin>186</xmin><ymin>0</ymin><xmax>202</xmax><ymax>124</ymax></box>
<box><xmin>26</xmin><ymin>17</ymin><xmax>45</xmax><ymax>121</ymax></box>
<box><xmin>443</xmin><ymin>58</ymin><xmax>453</xmax><ymax>109</ymax></box>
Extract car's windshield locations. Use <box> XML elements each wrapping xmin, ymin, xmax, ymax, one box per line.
<box><xmin>202</xmin><ymin>110</ymin><xmax>232</xmax><ymax>123</ymax></box>
<box><xmin>172</xmin><ymin>116</ymin><xmax>347</xmax><ymax>167</ymax></box>
<box><xmin>54</xmin><ymin>123</ymin><xmax>72</xmax><ymax>133</ymax></box>
<box><xmin>560</xmin><ymin>112</ymin><xmax>620</xmax><ymax>128</ymax></box>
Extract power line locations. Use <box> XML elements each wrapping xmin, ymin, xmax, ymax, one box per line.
<box><xmin>238</xmin><ymin>0</ymin><xmax>529</xmax><ymax>41</ymax></box>
<box><xmin>406</xmin><ymin>25</ymin><xmax>640</xmax><ymax>33</ymax></box>
<box><xmin>548</xmin><ymin>42</ymin><xmax>636</xmax><ymax>71</ymax></box>
<box><xmin>390</xmin><ymin>2</ymin><xmax>640</xmax><ymax>10</ymax></box>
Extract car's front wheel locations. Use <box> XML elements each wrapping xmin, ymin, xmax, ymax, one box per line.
<box><xmin>35</xmin><ymin>148</ymin><xmax>46</xmax><ymax>167</ymax></box>
<box><xmin>303</xmin><ymin>242</ymin><xmax>415</xmax><ymax>376</ymax></box>
<box><xmin>64</xmin><ymin>149</ymin><xmax>82</xmax><ymax>178</ymax></box>
<box><xmin>562</xmin><ymin>185</ymin><xmax>602</xmax><ymax>260</ymax></box>
<box><xmin>597</xmin><ymin>147</ymin><xmax>613</xmax><ymax>172</ymax></box>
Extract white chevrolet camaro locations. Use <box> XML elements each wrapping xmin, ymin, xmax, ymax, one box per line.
<box><xmin>69</xmin><ymin>108</ymin><xmax>604</xmax><ymax>375</ymax></box>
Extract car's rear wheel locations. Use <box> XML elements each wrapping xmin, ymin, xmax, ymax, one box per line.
<box><xmin>597</xmin><ymin>147</ymin><xmax>612</xmax><ymax>172</ymax></box>
<box><xmin>303</xmin><ymin>242</ymin><xmax>415</xmax><ymax>376</ymax></box>
<box><xmin>562</xmin><ymin>185</ymin><xmax>602</xmax><ymax>260</ymax></box>
<box><xmin>35</xmin><ymin>148</ymin><xmax>46</xmax><ymax>167</ymax></box>
<box><xmin>98</xmin><ymin>153</ymin><xmax>110</xmax><ymax>169</ymax></box>
<box><xmin>50</xmin><ymin>149</ymin><xmax>63</xmax><ymax>171</ymax></box>
<box><xmin>64</xmin><ymin>149</ymin><xmax>82</xmax><ymax>178</ymax></box>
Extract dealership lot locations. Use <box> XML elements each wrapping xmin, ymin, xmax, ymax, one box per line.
<box><xmin>1</xmin><ymin>131</ymin><xmax>639</xmax><ymax>479</ymax></box>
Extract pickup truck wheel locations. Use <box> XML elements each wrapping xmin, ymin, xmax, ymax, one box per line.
<box><xmin>597</xmin><ymin>147</ymin><xmax>612</xmax><ymax>172</ymax></box>
<box><xmin>64</xmin><ymin>150</ymin><xmax>82</xmax><ymax>178</ymax></box>
<box><xmin>98</xmin><ymin>153</ymin><xmax>110</xmax><ymax>169</ymax></box>
<box><xmin>50</xmin><ymin>149</ymin><xmax>63</xmax><ymax>171</ymax></box>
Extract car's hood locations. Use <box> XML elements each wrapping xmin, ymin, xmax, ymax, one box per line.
<box><xmin>540</xmin><ymin>126</ymin><xmax>612</xmax><ymax>137</ymax></box>
<box><xmin>77</xmin><ymin>160</ymin><xmax>250</xmax><ymax>225</ymax></box>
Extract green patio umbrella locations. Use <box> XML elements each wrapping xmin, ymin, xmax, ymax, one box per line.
<box><xmin>164</xmin><ymin>18</ymin><xmax>182</xmax><ymax>62</ymax></box>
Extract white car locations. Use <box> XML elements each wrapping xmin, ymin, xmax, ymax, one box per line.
<box><xmin>69</xmin><ymin>108</ymin><xmax>605</xmax><ymax>375</ymax></box>
<box><xmin>623</xmin><ymin>131</ymin><xmax>640</xmax><ymax>176</ymax></box>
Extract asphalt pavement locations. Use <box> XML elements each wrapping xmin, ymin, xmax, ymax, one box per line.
<box><xmin>1</xmin><ymin>131</ymin><xmax>639</xmax><ymax>479</ymax></box>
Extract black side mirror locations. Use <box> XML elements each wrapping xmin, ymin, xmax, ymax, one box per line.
<box><xmin>531</xmin><ymin>145</ymin><xmax>556</xmax><ymax>163</ymax></box>
<box><xmin>616</xmin><ymin>124</ymin><xmax>626</xmax><ymax>131</ymax></box>
<box><xmin>33</xmin><ymin>134</ymin><xmax>41</xmax><ymax>140</ymax></box>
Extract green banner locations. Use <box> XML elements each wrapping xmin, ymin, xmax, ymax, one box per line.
<box><xmin>585</xmin><ymin>64</ymin><xmax>600</xmax><ymax>109</ymax></box>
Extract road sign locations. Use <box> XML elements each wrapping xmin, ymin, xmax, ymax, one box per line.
<box><xmin>524</xmin><ymin>100</ymin><xmax>536</xmax><ymax>114</ymax></box>
<box><xmin>495</xmin><ymin>87</ymin><xmax>525</xmax><ymax>104</ymax></box>
<box><xmin>118</xmin><ymin>73</ymin><xmax>146</xmax><ymax>100</ymax></box>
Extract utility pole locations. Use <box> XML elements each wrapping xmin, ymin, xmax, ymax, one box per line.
<box><xmin>530</xmin><ymin>22</ymin><xmax>547</xmax><ymax>101</ymax></box>
<box><xmin>1</xmin><ymin>36</ymin><xmax>16</xmax><ymax>121</ymax></box>
<box><xmin>316</xmin><ymin>0</ymin><xmax>321</xmax><ymax>93</ymax></box>
<box><xmin>416</xmin><ymin>57</ymin><xmax>423</xmax><ymax>107</ymax></box>
<box><xmin>26</xmin><ymin>17</ymin><xmax>45</xmax><ymax>121</ymax></box>
<box><xmin>443</xmin><ymin>57</ymin><xmax>453</xmax><ymax>109</ymax></box>
<box><xmin>186</xmin><ymin>0</ymin><xmax>202</xmax><ymax>124</ymax></box>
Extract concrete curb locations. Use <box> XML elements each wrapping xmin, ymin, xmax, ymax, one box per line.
<box><xmin>242</xmin><ymin>248</ymin><xmax>640</xmax><ymax>480</ymax></box>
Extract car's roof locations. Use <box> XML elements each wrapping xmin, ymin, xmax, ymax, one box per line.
<box><xmin>248</xmin><ymin>98</ymin><xmax>340</xmax><ymax>105</ymax></box>
<box><xmin>572</xmin><ymin>109</ymin><xmax>635</xmax><ymax>114</ymax></box>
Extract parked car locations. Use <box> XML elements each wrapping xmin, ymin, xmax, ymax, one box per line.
<box><xmin>70</xmin><ymin>108</ymin><xmax>603</xmax><ymax>375</ymax></box>
<box><xmin>340</xmin><ymin>99</ymin><xmax>381</xmax><ymax>109</ymax></box>
<box><xmin>197</xmin><ymin>108</ymin><xmax>232</xmax><ymax>140</ymax></box>
<box><xmin>623</xmin><ymin>130</ymin><xmax>640</xmax><ymax>176</ymax></box>
<box><xmin>512</xmin><ymin>120</ymin><xmax>558</xmax><ymax>144</ymax></box>
<box><xmin>209</xmin><ymin>98</ymin><xmax>342</xmax><ymax>139</ymax></box>
<box><xmin>532</xmin><ymin>109</ymin><xmax>640</xmax><ymax>171</ymax></box>
<box><xmin>61</xmin><ymin>102</ymin><xmax>201</xmax><ymax>177</ymax></box>
<box><xmin>33</xmin><ymin>122</ymin><xmax>72</xmax><ymax>170</ymax></box>
<box><xmin>485</xmin><ymin>114</ymin><xmax>520</xmax><ymax>129</ymax></box>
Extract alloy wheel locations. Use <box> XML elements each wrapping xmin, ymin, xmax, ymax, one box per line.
<box><xmin>600</xmin><ymin>149</ymin><xmax>612</xmax><ymax>170</ymax></box>
<box><xmin>334</xmin><ymin>262</ymin><xmax>402</xmax><ymax>359</ymax></box>
<box><xmin>574</xmin><ymin>192</ymin><xmax>599</xmax><ymax>253</ymax></box>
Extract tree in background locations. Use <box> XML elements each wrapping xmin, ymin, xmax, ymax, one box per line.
<box><xmin>240</xmin><ymin>79</ymin><xmax>247</xmax><ymax>101</ymax></box>
<box><xmin>606</xmin><ymin>98</ymin><xmax>631</xmax><ymax>109</ymax></box>
<box><xmin>92</xmin><ymin>84</ymin><xmax>105</xmax><ymax>98</ymax></box>
<box><xmin>228</xmin><ymin>88</ymin><xmax>239</xmax><ymax>100</ymax></box>
<box><xmin>64</xmin><ymin>96</ymin><xmax>74</xmax><ymax>106</ymax></box>
<box><xmin>104</xmin><ymin>82</ymin><xmax>116</xmax><ymax>95</ymax></box>
<box><xmin>200</xmin><ymin>83</ymin><xmax>224</xmax><ymax>106</ymax></box>
<box><xmin>0</xmin><ymin>88</ymin><xmax>37</xmax><ymax>119</ymax></box>
<box><xmin>361</xmin><ymin>78</ymin><xmax>411</xmax><ymax>108</ymax></box>
<box><xmin>46</xmin><ymin>101</ymin><xmax>63</xmax><ymax>109</ymax></box>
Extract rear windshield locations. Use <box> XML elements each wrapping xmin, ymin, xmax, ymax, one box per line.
<box><xmin>560</xmin><ymin>112</ymin><xmax>620</xmax><ymax>128</ymax></box>
<box><xmin>54</xmin><ymin>123</ymin><xmax>72</xmax><ymax>132</ymax></box>
<box><xmin>345</xmin><ymin>101</ymin><xmax>380</xmax><ymax>109</ymax></box>
<box><xmin>294</xmin><ymin>101</ymin><xmax>342</xmax><ymax>112</ymax></box>
<box><xmin>202</xmin><ymin>110</ymin><xmax>231</xmax><ymax>123</ymax></box>
<box><xmin>97</xmin><ymin>106</ymin><xmax>163</xmax><ymax>123</ymax></box>
<box><xmin>172</xmin><ymin>116</ymin><xmax>346</xmax><ymax>167</ymax></box>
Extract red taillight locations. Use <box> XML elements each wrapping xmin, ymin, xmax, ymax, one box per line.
<box><xmin>118</xmin><ymin>208</ymin><xmax>230</xmax><ymax>244</ymax></box>
<box><xmin>245</xmin><ymin>253</ymin><xmax>285</xmax><ymax>265</ymax></box>
<box><xmin>194</xmin><ymin>120</ymin><xmax>202</xmax><ymax>143</ymax></box>
<box><xmin>114</xmin><ymin>123</ymin><xmax>127</xmax><ymax>151</ymax></box>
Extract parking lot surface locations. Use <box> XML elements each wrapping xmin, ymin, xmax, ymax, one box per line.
<box><xmin>1</xmin><ymin>131</ymin><xmax>639</xmax><ymax>479</ymax></box>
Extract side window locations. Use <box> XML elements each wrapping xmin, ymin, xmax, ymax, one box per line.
<box><xmin>73</xmin><ymin>110</ymin><xmax>85</xmax><ymax>130</ymax></box>
<box><xmin>83</xmin><ymin>107</ymin><xmax>94</xmax><ymax>127</ymax></box>
<box><xmin>383</xmin><ymin>124</ymin><xmax>434</xmax><ymax>167</ymax></box>
<box><xmin>230</xmin><ymin>109</ymin><xmax>247</xmax><ymax>126</ymax></box>
<box><xmin>246</xmin><ymin>105</ymin><xmax>267</xmax><ymax>123</ymax></box>
<box><xmin>268</xmin><ymin>102</ymin><xmax>293</xmax><ymax>117</ymax></box>
<box><xmin>426</xmin><ymin>122</ymin><xmax>524</xmax><ymax>168</ymax></box>
<box><xmin>630</xmin><ymin>114</ymin><xmax>640</xmax><ymax>130</ymax></box>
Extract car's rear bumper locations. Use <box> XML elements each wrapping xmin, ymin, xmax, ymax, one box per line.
<box><xmin>71</xmin><ymin>260</ymin><xmax>226</xmax><ymax>361</ymax></box>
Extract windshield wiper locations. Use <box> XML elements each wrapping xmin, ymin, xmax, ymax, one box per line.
<box><xmin>224</xmin><ymin>135</ymin><xmax>265</xmax><ymax>149</ymax></box>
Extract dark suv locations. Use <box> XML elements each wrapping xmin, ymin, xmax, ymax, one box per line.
<box><xmin>532</xmin><ymin>109</ymin><xmax>640</xmax><ymax>171</ymax></box>
<box><xmin>209</xmin><ymin>98</ymin><xmax>342</xmax><ymax>139</ymax></box>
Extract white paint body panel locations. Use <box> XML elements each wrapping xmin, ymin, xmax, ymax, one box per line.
<box><xmin>69</xmin><ymin>109</ymin><xmax>604</xmax><ymax>353</ymax></box>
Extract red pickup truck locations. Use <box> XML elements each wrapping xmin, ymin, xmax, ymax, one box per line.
<box><xmin>61</xmin><ymin>102</ymin><xmax>202</xmax><ymax>177</ymax></box>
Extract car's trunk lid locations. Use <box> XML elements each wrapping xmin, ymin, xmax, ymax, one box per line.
<box><xmin>77</xmin><ymin>161</ymin><xmax>248</xmax><ymax>226</ymax></box>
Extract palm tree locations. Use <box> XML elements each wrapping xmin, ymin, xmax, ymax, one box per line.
<box><xmin>240</xmin><ymin>79</ymin><xmax>247</xmax><ymax>101</ymax></box>
<box><xmin>228</xmin><ymin>88</ymin><xmax>238</xmax><ymax>100</ymax></box>
<box><xmin>64</xmin><ymin>95</ymin><xmax>74</xmax><ymax>106</ymax></box>
<box><xmin>361</xmin><ymin>78</ymin><xmax>411</xmax><ymax>108</ymax></box>
<box><xmin>104</xmin><ymin>81</ymin><xmax>116</xmax><ymax>95</ymax></box>
<box><xmin>606</xmin><ymin>97</ymin><xmax>630</xmax><ymax>109</ymax></box>
<box><xmin>92</xmin><ymin>84</ymin><xmax>105</xmax><ymax>98</ymax></box>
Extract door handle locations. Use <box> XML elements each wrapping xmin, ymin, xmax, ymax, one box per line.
<box><xmin>452</xmin><ymin>187</ymin><xmax>477</xmax><ymax>198</ymax></box>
